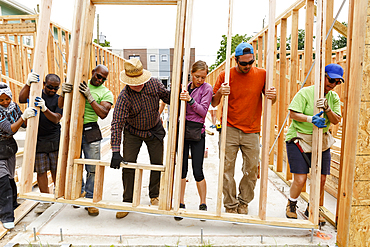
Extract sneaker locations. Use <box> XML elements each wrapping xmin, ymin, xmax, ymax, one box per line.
<box><xmin>116</xmin><ymin>212</ymin><xmax>129</xmax><ymax>219</ymax></box>
<box><xmin>150</xmin><ymin>197</ymin><xmax>159</xmax><ymax>206</ymax></box>
<box><xmin>3</xmin><ymin>222</ymin><xmax>14</xmax><ymax>229</ymax></box>
<box><xmin>237</xmin><ymin>203</ymin><xmax>248</xmax><ymax>214</ymax></box>
<box><xmin>174</xmin><ymin>203</ymin><xmax>185</xmax><ymax>221</ymax></box>
<box><xmin>304</xmin><ymin>204</ymin><xmax>326</xmax><ymax>226</ymax></box>
<box><xmin>199</xmin><ymin>204</ymin><xmax>207</xmax><ymax>211</ymax></box>
<box><xmin>286</xmin><ymin>199</ymin><xmax>298</xmax><ymax>219</ymax></box>
<box><xmin>34</xmin><ymin>202</ymin><xmax>52</xmax><ymax>214</ymax></box>
<box><xmin>225</xmin><ymin>207</ymin><xmax>238</xmax><ymax>214</ymax></box>
<box><xmin>199</xmin><ymin>204</ymin><xmax>207</xmax><ymax>222</ymax></box>
<box><xmin>86</xmin><ymin>207</ymin><xmax>99</xmax><ymax>216</ymax></box>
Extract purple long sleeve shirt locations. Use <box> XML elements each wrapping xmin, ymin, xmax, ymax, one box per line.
<box><xmin>185</xmin><ymin>82</ymin><xmax>213</xmax><ymax>133</ymax></box>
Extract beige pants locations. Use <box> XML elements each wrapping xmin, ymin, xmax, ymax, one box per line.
<box><xmin>221</xmin><ymin>126</ymin><xmax>260</xmax><ymax>210</ymax></box>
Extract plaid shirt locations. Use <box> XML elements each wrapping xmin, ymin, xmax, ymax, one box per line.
<box><xmin>111</xmin><ymin>78</ymin><xmax>170</xmax><ymax>152</ymax></box>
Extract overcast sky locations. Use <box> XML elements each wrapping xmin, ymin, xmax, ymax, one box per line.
<box><xmin>17</xmin><ymin>0</ymin><xmax>348</xmax><ymax>67</ymax></box>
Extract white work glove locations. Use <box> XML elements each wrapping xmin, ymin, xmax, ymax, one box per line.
<box><xmin>61</xmin><ymin>83</ymin><xmax>73</xmax><ymax>97</ymax></box>
<box><xmin>79</xmin><ymin>81</ymin><xmax>95</xmax><ymax>104</ymax></box>
<box><xmin>21</xmin><ymin>107</ymin><xmax>38</xmax><ymax>120</ymax></box>
<box><xmin>34</xmin><ymin>96</ymin><xmax>47</xmax><ymax>112</ymax></box>
<box><xmin>316</xmin><ymin>98</ymin><xmax>331</xmax><ymax>112</ymax></box>
<box><xmin>26</xmin><ymin>72</ymin><xmax>40</xmax><ymax>86</ymax></box>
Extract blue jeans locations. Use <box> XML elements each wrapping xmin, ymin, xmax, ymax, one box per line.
<box><xmin>81</xmin><ymin>136</ymin><xmax>101</xmax><ymax>199</ymax></box>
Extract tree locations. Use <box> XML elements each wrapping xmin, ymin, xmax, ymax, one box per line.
<box><xmin>332</xmin><ymin>22</ymin><xmax>347</xmax><ymax>50</ymax></box>
<box><xmin>93</xmin><ymin>38</ymin><xmax>111</xmax><ymax>47</ymax></box>
<box><xmin>209</xmin><ymin>34</ymin><xmax>252</xmax><ymax>72</ymax></box>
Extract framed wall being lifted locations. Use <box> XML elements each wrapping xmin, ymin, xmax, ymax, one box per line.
<box><xmin>19</xmin><ymin>0</ymin><xmax>326</xmax><ymax>230</ymax></box>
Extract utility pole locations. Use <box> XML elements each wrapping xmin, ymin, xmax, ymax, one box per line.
<box><xmin>97</xmin><ymin>14</ymin><xmax>99</xmax><ymax>44</ymax></box>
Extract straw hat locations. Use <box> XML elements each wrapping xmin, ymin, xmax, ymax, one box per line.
<box><xmin>120</xmin><ymin>58</ymin><xmax>152</xmax><ymax>86</ymax></box>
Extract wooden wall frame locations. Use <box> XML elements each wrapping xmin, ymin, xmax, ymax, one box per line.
<box><xmin>19</xmin><ymin>0</ymin><xmax>345</xmax><ymax>231</ymax></box>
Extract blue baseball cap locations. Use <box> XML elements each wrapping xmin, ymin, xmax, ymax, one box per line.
<box><xmin>235</xmin><ymin>42</ymin><xmax>254</xmax><ymax>56</ymax></box>
<box><xmin>325</xmin><ymin>64</ymin><xmax>344</xmax><ymax>82</ymax></box>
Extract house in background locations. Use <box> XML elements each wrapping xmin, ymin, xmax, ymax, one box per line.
<box><xmin>0</xmin><ymin>0</ymin><xmax>34</xmax><ymax>16</ymax></box>
<box><xmin>110</xmin><ymin>48</ymin><xmax>196</xmax><ymax>89</ymax></box>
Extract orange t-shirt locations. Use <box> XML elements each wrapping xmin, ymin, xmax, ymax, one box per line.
<box><xmin>213</xmin><ymin>66</ymin><xmax>266</xmax><ymax>133</ymax></box>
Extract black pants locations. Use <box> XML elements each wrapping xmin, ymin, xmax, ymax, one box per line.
<box><xmin>182</xmin><ymin>133</ymin><xmax>206</xmax><ymax>182</ymax></box>
<box><xmin>121</xmin><ymin>129</ymin><xmax>163</xmax><ymax>203</ymax></box>
<box><xmin>0</xmin><ymin>175</ymin><xmax>17</xmax><ymax>223</ymax></box>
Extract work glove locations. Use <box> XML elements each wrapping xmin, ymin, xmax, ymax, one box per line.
<box><xmin>316</xmin><ymin>98</ymin><xmax>331</xmax><ymax>112</ymax></box>
<box><xmin>307</xmin><ymin>111</ymin><xmax>327</xmax><ymax>128</ymax></box>
<box><xmin>21</xmin><ymin>107</ymin><xmax>38</xmax><ymax>120</ymax></box>
<box><xmin>34</xmin><ymin>96</ymin><xmax>47</xmax><ymax>112</ymax></box>
<box><xmin>26</xmin><ymin>71</ymin><xmax>40</xmax><ymax>86</ymax></box>
<box><xmin>110</xmin><ymin>152</ymin><xmax>124</xmax><ymax>169</ymax></box>
<box><xmin>61</xmin><ymin>83</ymin><xmax>73</xmax><ymax>97</ymax></box>
<box><xmin>79</xmin><ymin>81</ymin><xmax>95</xmax><ymax>104</ymax></box>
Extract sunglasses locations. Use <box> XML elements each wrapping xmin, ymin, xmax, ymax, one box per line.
<box><xmin>238</xmin><ymin>59</ymin><xmax>255</xmax><ymax>66</ymax></box>
<box><xmin>327</xmin><ymin>77</ymin><xmax>343</xmax><ymax>85</ymax></box>
<box><xmin>96</xmin><ymin>73</ymin><xmax>107</xmax><ymax>82</ymax></box>
<box><xmin>46</xmin><ymin>84</ymin><xmax>60</xmax><ymax>91</ymax></box>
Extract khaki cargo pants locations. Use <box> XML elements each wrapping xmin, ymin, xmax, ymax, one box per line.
<box><xmin>220</xmin><ymin>126</ymin><xmax>259</xmax><ymax>210</ymax></box>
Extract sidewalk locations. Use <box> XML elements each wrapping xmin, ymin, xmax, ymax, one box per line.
<box><xmin>5</xmin><ymin>113</ymin><xmax>338</xmax><ymax>246</ymax></box>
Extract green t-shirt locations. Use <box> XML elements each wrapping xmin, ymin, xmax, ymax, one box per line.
<box><xmin>83</xmin><ymin>80</ymin><xmax>114</xmax><ymax>124</ymax></box>
<box><xmin>285</xmin><ymin>85</ymin><xmax>341</xmax><ymax>141</ymax></box>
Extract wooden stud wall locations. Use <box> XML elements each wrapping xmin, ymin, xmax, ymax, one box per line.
<box><xmin>9</xmin><ymin>0</ymin><xmax>368</xmax><ymax>239</ymax></box>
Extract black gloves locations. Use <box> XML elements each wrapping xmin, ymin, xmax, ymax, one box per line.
<box><xmin>110</xmin><ymin>152</ymin><xmax>126</xmax><ymax>169</ymax></box>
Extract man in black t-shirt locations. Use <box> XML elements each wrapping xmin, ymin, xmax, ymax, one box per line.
<box><xmin>19</xmin><ymin>73</ymin><xmax>62</xmax><ymax>214</ymax></box>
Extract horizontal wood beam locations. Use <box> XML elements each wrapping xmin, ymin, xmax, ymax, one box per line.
<box><xmin>0</xmin><ymin>23</ymin><xmax>36</xmax><ymax>34</ymax></box>
<box><xmin>0</xmin><ymin>15</ymin><xmax>38</xmax><ymax>20</ymax></box>
<box><xmin>20</xmin><ymin>192</ymin><xmax>317</xmax><ymax>229</ymax></box>
<box><xmin>91</xmin><ymin>0</ymin><xmax>178</xmax><ymax>5</ymax></box>
<box><xmin>74</xmin><ymin>158</ymin><xmax>166</xmax><ymax>172</ymax></box>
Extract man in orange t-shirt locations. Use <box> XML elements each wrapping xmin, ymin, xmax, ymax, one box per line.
<box><xmin>212</xmin><ymin>42</ymin><xmax>276</xmax><ymax>214</ymax></box>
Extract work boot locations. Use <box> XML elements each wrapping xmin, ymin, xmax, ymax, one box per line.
<box><xmin>34</xmin><ymin>202</ymin><xmax>52</xmax><ymax>214</ymax></box>
<box><xmin>116</xmin><ymin>212</ymin><xmax>129</xmax><ymax>219</ymax></box>
<box><xmin>150</xmin><ymin>197</ymin><xmax>159</xmax><ymax>206</ymax></box>
<box><xmin>304</xmin><ymin>204</ymin><xmax>326</xmax><ymax>226</ymax></box>
<box><xmin>174</xmin><ymin>203</ymin><xmax>185</xmax><ymax>221</ymax></box>
<box><xmin>86</xmin><ymin>207</ymin><xmax>99</xmax><ymax>216</ymax></box>
<box><xmin>286</xmin><ymin>199</ymin><xmax>298</xmax><ymax>219</ymax></box>
<box><xmin>237</xmin><ymin>203</ymin><xmax>248</xmax><ymax>215</ymax></box>
<box><xmin>225</xmin><ymin>207</ymin><xmax>238</xmax><ymax>214</ymax></box>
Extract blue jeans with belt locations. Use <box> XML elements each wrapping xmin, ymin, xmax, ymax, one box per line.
<box><xmin>81</xmin><ymin>136</ymin><xmax>101</xmax><ymax>199</ymax></box>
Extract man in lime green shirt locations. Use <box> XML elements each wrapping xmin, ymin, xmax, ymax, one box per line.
<box><xmin>62</xmin><ymin>64</ymin><xmax>113</xmax><ymax>217</ymax></box>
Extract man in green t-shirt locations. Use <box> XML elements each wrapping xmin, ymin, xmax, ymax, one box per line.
<box><xmin>61</xmin><ymin>64</ymin><xmax>113</xmax><ymax>217</ymax></box>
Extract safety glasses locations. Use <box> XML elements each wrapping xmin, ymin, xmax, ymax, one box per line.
<box><xmin>238</xmin><ymin>59</ymin><xmax>255</xmax><ymax>66</ymax></box>
<box><xmin>327</xmin><ymin>77</ymin><xmax>343</xmax><ymax>85</ymax></box>
<box><xmin>46</xmin><ymin>84</ymin><xmax>60</xmax><ymax>91</ymax></box>
<box><xmin>96</xmin><ymin>73</ymin><xmax>107</xmax><ymax>82</ymax></box>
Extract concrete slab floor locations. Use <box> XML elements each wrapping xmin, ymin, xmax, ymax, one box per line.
<box><xmin>4</xmin><ymin>114</ymin><xmax>338</xmax><ymax>246</ymax></box>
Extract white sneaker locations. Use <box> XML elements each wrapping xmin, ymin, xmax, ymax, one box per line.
<box><xmin>34</xmin><ymin>202</ymin><xmax>52</xmax><ymax>214</ymax></box>
<box><xmin>3</xmin><ymin>222</ymin><xmax>14</xmax><ymax>229</ymax></box>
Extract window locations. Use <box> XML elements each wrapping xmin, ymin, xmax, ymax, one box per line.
<box><xmin>150</xmin><ymin>55</ymin><xmax>156</xmax><ymax>62</ymax></box>
<box><xmin>161</xmin><ymin>54</ymin><xmax>168</xmax><ymax>62</ymax></box>
<box><xmin>129</xmin><ymin>55</ymin><xmax>140</xmax><ymax>60</ymax></box>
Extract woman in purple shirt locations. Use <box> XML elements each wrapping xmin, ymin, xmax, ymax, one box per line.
<box><xmin>176</xmin><ymin>61</ymin><xmax>213</xmax><ymax>219</ymax></box>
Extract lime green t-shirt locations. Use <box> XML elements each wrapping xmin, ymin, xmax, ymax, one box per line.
<box><xmin>285</xmin><ymin>85</ymin><xmax>341</xmax><ymax>141</ymax></box>
<box><xmin>83</xmin><ymin>81</ymin><xmax>114</xmax><ymax>124</ymax></box>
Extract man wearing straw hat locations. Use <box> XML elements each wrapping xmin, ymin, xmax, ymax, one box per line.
<box><xmin>212</xmin><ymin>42</ymin><xmax>277</xmax><ymax>215</ymax></box>
<box><xmin>110</xmin><ymin>58</ymin><xmax>170</xmax><ymax>219</ymax></box>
